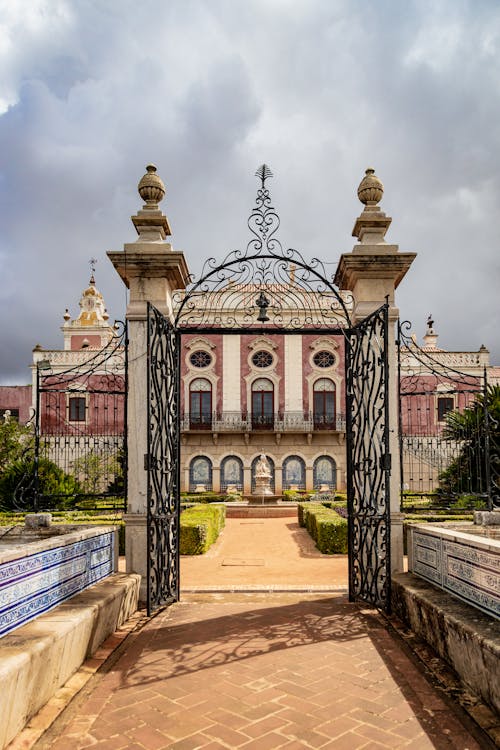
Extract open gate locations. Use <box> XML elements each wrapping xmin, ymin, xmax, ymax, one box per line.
<box><xmin>146</xmin><ymin>166</ymin><xmax>393</xmax><ymax>614</ymax></box>
<box><xmin>346</xmin><ymin>304</ymin><xmax>391</xmax><ymax>611</ymax></box>
<box><xmin>147</xmin><ymin>303</ymin><xmax>181</xmax><ymax>615</ymax></box>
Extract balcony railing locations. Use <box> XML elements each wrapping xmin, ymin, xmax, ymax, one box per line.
<box><xmin>181</xmin><ymin>411</ymin><xmax>346</xmax><ymax>432</ymax></box>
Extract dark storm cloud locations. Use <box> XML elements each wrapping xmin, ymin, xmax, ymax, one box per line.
<box><xmin>0</xmin><ymin>0</ymin><xmax>499</xmax><ymax>384</ymax></box>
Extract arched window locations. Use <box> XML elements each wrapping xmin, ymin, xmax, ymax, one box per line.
<box><xmin>221</xmin><ymin>456</ymin><xmax>243</xmax><ymax>492</ymax></box>
<box><xmin>189</xmin><ymin>456</ymin><xmax>212</xmax><ymax>492</ymax></box>
<box><xmin>189</xmin><ymin>378</ymin><xmax>212</xmax><ymax>429</ymax></box>
<box><xmin>282</xmin><ymin>455</ymin><xmax>305</xmax><ymax>490</ymax></box>
<box><xmin>313</xmin><ymin>456</ymin><xmax>337</xmax><ymax>491</ymax></box>
<box><xmin>251</xmin><ymin>378</ymin><xmax>274</xmax><ymax>430</ymax></box>
<box><xmin>313</xmin><ymin>378</ymin><xmax>335</xmax><ymax>429</ymax></box>
<box><xmin>251</xmin><ymin>455</ymin><xmax>275</xmax><ymax>493</ymax></box>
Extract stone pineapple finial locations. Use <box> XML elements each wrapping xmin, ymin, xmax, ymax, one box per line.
<box><xmin>131</xmin><ymin>163</ymin><xmax>171</xmax><ymax>240</ymax></box>
<box><xmin>357</xmin><ymin>167</ymin><xmax>384</xmax><ymax>207</ymax></box>
<box><xmin>138</xmin><ymin>164</ymin><xmax>166</xmax><ymax>206</ymax></box>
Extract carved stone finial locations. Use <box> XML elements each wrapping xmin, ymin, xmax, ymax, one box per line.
<box><xmin>357</xmin><ymin>167</ymin><xmax>384</xmax><ymax>206</ymax></box>
<box><xmin>138</xmin><ymin>164</ymin><xmax>165</xmax><ymax>205</ymax></box>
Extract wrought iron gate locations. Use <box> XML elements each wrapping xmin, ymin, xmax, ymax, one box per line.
<box><xmin>30</xmin><ymin>324</ymin><xmax>127</xmax><ymax>512</ymax></box>
<box><xmin>398</xmin><ymin>320</ymin><xmax>497</xmax><ymax>508</ymax></box>
<box><xmin>145</xmin><ymin>166</ymin><xmax>394</xmax><ymax>615</ymax></box>
<box><xmin>346</xmin><ymin>303</ymin><xmax>391</xmax><ymax>611</ymax></box>
<box><xmin>147</xmin><ymin>303</ymin><xmax>181</xmax><ymax>615</ymax></box>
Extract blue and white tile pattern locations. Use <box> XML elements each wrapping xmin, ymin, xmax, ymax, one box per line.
<box><xmin>0</xmin><ymin>530</ymin><xmax>115</xmax><ymax>638</ymax></box>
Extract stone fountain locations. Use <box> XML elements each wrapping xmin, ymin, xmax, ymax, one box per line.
<box><xmin>253</xmin><ymin>454</ymin><xmax>273</xmax><ymax>496</ymax></box>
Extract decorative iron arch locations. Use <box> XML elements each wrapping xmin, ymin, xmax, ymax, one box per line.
<box><xmin>147</xmin><ymin>167</ymin><xmax>393</xmax><ymax>613</ymax></box>
<box><xmin>173</xmin><ymin>165</ymin><xmax>352</xmax><ymax>331</ymax></box>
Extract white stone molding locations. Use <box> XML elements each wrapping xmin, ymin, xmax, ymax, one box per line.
<box><xmin>223</xmin><ymin>335</ymin><xmax>241</xmax><ymax>412</ymax></box>
<box><xmin>308</xmin><ymin>336</ymin><xmax>339</xmax><ymax>361</ymax></box>
<box><xmin>65</xmin><ymin>382</ymin><xmax>89</xmax><ymax>425</ymax></box>
<box><xmin>284</xmin><ymin>336</ymin><xmax>303</xmax><ymax>412</ymax></box>
<box><xmin>183</xmin><ymin>372</ymin><xmax>220</xmax><ymax>415</ymax></box>
<box><xmin>184</xmin><ymin>336</ymin><xmax>216</xmax><ymax>351</ymax></box>
<box><xmin>184</xmin><ymin>337</ymin><xmax>217</xmax><ymax>371</ymax></box>
<box><xmin>244</xmin><ymin>371</ymin><xmax>281</xmax><ymax>415</ymax></box>
<box><xmin>247</xmin><ymin>336</ymin><xmax>278</xmax><ymax>352</ymax></box>
<box><xmin>305</xmin><ymin>371</ymin><xmax>343</xmax><ymax>418</ymax></box>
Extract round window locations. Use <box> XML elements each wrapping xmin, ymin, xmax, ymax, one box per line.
<box><xmin>313</xmin><ymin>350</ymin><xmax>335</xmax><ymax>368</ymax></box>
<box><xmin>252</xmin><ymin>350</ymin><xmax>273</xmax><ymax>368</ymax></box>
<box><xmin>189</xmin><ymin>350</ymin><xmax>212</xmax><ymax>368</ymax></box>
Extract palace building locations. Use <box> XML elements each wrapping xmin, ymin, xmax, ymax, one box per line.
<box><xmin>1</xmin><ymin>167</ymin><xmax>497</xmax><ymax>503</ymax></box>
<box><xmin>0</xmin><ymin>271</ymin><xmax>496</xmax><ymax>499</ymax></box>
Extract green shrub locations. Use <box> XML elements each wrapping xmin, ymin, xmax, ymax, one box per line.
<box><xmin>298</xmin><ymin>502</ymin><xmax>323</xmax><ymax>528</ymax></box>
<box><xmin>450</xmin><ymin>494</ymin><xmax>487</xmax><ymax>510</ymax></box>
<box><xmin>180</xmin><ymin>504</ymin><xmax>226</xmax><ymax>555</ymax></box>
<box><xmin>320</xmin><ymin>500</ymin><xmax>347</xmax><ymax>511</ymax></box>
<box><xmin>180</xmin><ymin>492</ymin><xmax>227</xmax><ymax>504</ymax></box>
<box><xmin>0</xmin><ymin>458</ymin><xmax>81</xmax><ymax>511</ymax></box>
<box><xmin>298</xmin><ymin>503</ymin><xmax>347</xmax><ymax>554</ymax></box>
<box><xmin>282</xmin><ymin>489</ymin><xmax>313</xmax><ymax>502</ymax></box>
<box><xmin>316</xmin><ymin>513</ymin><xmax>348</xmax><ymax>554</ymax></box>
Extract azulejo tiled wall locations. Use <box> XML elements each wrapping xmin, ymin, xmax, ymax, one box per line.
<box><xmin>0</xmin><ymin>529</ymin><xmax>116</xmax><ymax>638</ymax></box>
<box><xmin>409</xmin><ymin>525</ymin><xmax>499</xmax><ymax>620</ymax></box>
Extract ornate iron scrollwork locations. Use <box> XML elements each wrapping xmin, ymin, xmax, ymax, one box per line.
<box><xmin>398</xmin><ymin>320</ymin><xmax>496</xmax><ymax>509</ymax></box>
<box><xmin>173</xmin><ymin>165</ymin><xmax>352</xmax><ymax>331</ymax></box>
<box><xmin>28</xmin><ymin>322</ymin><xmax>127</xmax><ymax>513</ymax></box>
<box><xmin>346</xmin><ymin>304</ymin><xmax>391</xmax><ymax>611</ymax></box>
<box><xmin>147</xmin><ymin>303</ymin><xmax>180</xmax><ymax>614</ymax></box>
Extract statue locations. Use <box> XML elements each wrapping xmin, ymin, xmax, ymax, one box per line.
<box><xmin>255</xmin><ymin>454</ymin><xmax>271</xmax><ymax>478</ymax></box>
<box><xmin>253</xmin><ymin>454</ymin><xmax>273</xmax><ymax>496</ymax></box>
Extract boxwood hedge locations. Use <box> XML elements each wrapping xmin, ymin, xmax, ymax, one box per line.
<box><xmin>180</xmin><ymin>504</ymin><xmax>226</xmax><ymax>555</ymax></box>
<box><xmin>298</xmin><ymin>502</ymin><xmax>347</xmax><ymax>554</ymax></box>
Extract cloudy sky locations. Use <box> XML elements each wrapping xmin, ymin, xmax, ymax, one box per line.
<box><xmin>0</xmin><ymin>0</ymin><xmax>499</xmax><ymax>384</ymax></box>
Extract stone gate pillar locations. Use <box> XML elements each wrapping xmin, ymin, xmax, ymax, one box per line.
<box><xmin>334</xmin><ymin>168</ymin><xmax>416</xmax><ymax>573</ymax></box>
<box><xmin>108</xmin><ymin>165</ymin><xmax>190</xmax><ymax>601</ymax></box>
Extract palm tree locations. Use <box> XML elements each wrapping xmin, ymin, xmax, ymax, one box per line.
<box><xmin>439</xmin><ymin>385</ymin><xmax>499</xmax><ymax>505</ymax></box>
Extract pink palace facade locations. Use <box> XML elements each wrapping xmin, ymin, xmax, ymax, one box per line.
<box><xmin>1</xmin><ymin>270</ymin><xmax>498</xmax><ymax>498</ymax></box>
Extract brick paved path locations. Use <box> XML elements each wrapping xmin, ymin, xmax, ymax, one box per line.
<box><xmin>180</xmin><ymin>517</ymin><xmax>348</xmax><ymax>590</ymax></box>
<box><xmin>43</xmin><ymin>593</ymin><xmax>484</xmax><ymax>750</ymax></box>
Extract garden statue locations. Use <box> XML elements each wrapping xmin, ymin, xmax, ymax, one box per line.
<box><xmin>254</xmin><ymin>454</ymin><xmax>273</xmax><ymax>495</ymax></box>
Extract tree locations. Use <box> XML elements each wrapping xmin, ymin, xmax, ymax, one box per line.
<box><xmin>0</xmin><ymin>416</ymin><xmax>34</xmax><ymax>475</ymax></box>
<box><xmin>0</xmin><ymin>416</ymin><xmax>82</xmax><ymax>511</ymax></box>
<box><xmin>72</xmin><ymin>449</ymin><xmax>121</xmax><ymax>495</ymax></box>
<box><xmin>0</xmin><ymin>457</ymin><xmax>81</xmax><ymax>511</ymax></box>
<box><xmin>439</xmin><ymin>385</ymin><xmax>500</xmax><ymax>503</ymax></box>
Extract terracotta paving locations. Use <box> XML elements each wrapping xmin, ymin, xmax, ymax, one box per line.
<box><xmin>36</xmin><ymin>519</ymin><xmax>487</xmax><ymax>749</ymax></box>
<box><xmin>180</xmin><ymin>517</ymin><xmax>348</xmax><ymax>590</ymax></box>
<box><xmin>42</xmin><ymin>593</ymin><xmax>485</xmax><ymax>750</ymax></box>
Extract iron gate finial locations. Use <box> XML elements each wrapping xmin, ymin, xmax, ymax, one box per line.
<box><xmin>255</xmin><ymin>164</ymin><xmax>273</xmax><ymax>188</ymax></box>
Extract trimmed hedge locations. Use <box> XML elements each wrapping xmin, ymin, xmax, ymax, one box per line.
<box><xmin>180</xmin><ymin>492</ymin><xmax>231</xmax><ymax>503</ymax></box>
<box><xmin>298</xmin><ymin>503</ymin><xmax>348</xmax><ymax>554</ymax></box>
<box><xmin>180</xmin><ymin>504</ymin><xmax>226</xmax><ymax>555</ymax></box>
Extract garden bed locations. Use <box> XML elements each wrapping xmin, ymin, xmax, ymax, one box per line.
<box><xmin>298</xmin><ymin>502</ymin><xmax>347</xmax><ymax>554</ymax></box>
<box><xmin>180</xmin><ymin>504</ymin><xmax>226</xmax><ymax>555</ymax></box>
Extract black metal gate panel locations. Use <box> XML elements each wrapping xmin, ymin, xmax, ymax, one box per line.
<box><xmin>147</xmin><ymin>303</ymin><xmax>180</xmax><ymax>615</ymax></box>
<box><xmin>31</xmin><ymin>324</ymin><xmax>127</xmax><ymax>512</ymax></box>
<box><xmin>398</xmin><ymin>320</ymin><xmax>497</xmax><ymax>508</ymax></box>
<box><xmin>346</xmin><ymin>303</ymin><xmax>391</xmax><ymax>611</ymax></box>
